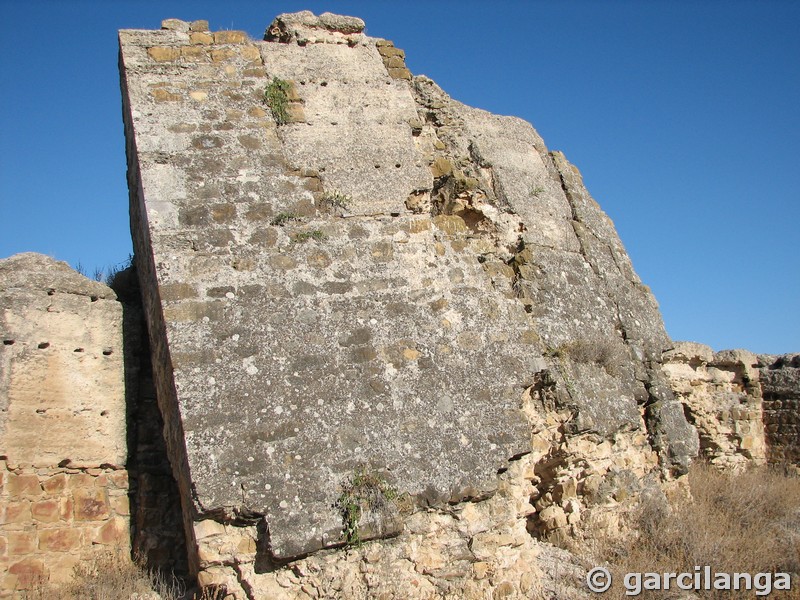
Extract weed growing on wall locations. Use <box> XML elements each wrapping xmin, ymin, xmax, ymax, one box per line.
<box><xmin>335</xmin><ymin>467</ymin><xmax>397</xmax><ymax>546</ymax></box>
<box><xmin>264</xmin><ymin>77</ymin><xmax>291</xmax><ymax>125</ymax></box>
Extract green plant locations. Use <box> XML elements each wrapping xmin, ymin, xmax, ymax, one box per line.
<box><xmin>320</xmin><ymin>190</ymin><xmax>352</xmax><ymax>211</ymax></box>
<box><xmin>292</xmin><ymin>229</ymin><xmax>326</xmax><ymax>243</ymax></box>
<box><xmin>264</xmin><ymin>77</ymin><xmax>291</xmax><ymax>125</ymax></box>
<box><xmin>270</xmin><ymin>212</ymin><xmax>299</xmax><ymax>226</ymax></box>
<box><xmin>531</xmin><ymin>185</ymin><xmax>545</xmax><ymax>197</ymax></box>
<box><xmin>335</xmin><ymin>467</ymin><xmax>397</xmax><ymax>546</ymax></box>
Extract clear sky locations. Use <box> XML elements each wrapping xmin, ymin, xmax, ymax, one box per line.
<box><xmin>1</xmin><ymin>1</ymin><xmax>798</xmax><ymax>354</ymax></box>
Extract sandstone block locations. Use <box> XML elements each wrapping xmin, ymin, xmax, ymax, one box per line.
<box><xmin>6</xmin><ymin>557</ymin><xmax>45</xmax><ymax>590</ymax></box>
<box><xmin>214</xmin><ymin>30</ymin><xmax>249</xmax><ymax>44</ymax></box>
<box><xmin>42</xmin><ymin>473</ymin><xmax>67</xmax><ymax>494</ymax></box>
<box><xmin>387</xmin><ymin>67</ymin><xmax>412</xmax><ymax>80</ymax></box>
<box><xmin>31</xmin><ymin>499</ymin><xmax>60</xmax><ymax>523</ymax></box>
<box><xmin>72</xmin><ymin>488</ymin><xmax>110</xmax><ymax>521</ymax></box>
<box><xmin>147</xmin><ymin>46</ymin><xmax>180</xmax><ymax>62</ymax></box>
<box><xmin>7</xmin><ymin>474</ymin><xmax>41</xmax><ymax>497</ymax></box>
<box><xmin>161</xmin><ymin>19</ymin><xmax>189</xmax><ymax>32</ymax></box>
<box><xmin>190</xmin><ymin>20</ymin><xmax>210</xmax><ymax>32</ymax></box>
<box><xmin>151</xmin><ymin>88</ymin><xmax>182</xmax><ymax>102</ymax></box>
<box><xmin>39</xmin><ymin>528</ymin><xmax>81</xmax><ymax>552</ymax></box>
<box><xmin>1</xmin><ymin>500</ymin><xmax>31</xmax><ymax>525</ymax></box>
<box><xmin>8</xmin><ymin>530</ymin><xmax>36</xmax><ymax>554</ymax></box>
<box><xmin>96</xmin><ymin>517</ymin><xmax>128</xmax><ymax>545</ymax></box>
<box><xmin>190</xmin><ymin>32</ymin><xmax>214</xmax><ymax>47</ymax></box>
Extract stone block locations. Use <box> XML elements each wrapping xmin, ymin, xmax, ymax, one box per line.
<box><xmin>240</xmin><ymin>45</ymin><xmax>263</xmax><ymax>64</ymax></box>
<box><xmin>151</xmin><ymin>88</ymin><xmax>182</xmax><ymax>102</ymax></box>
<box><xmin>42</xmin><ymin>473</ymin><xmax>67</xmax><ymax>494</ymax></box>
<box><xmin>214</xmin><ymin>30</ymin><xmax>249</xmax><ymax>44</ymax></box>
<box><xmin>180</xmin><ymin>46</ymin><xmax>208</xmax><ymax>62</ymax></box>
<box><xmin>39</xmin><ymin>528</ymin><xmax>82</xmax><ymax>552</ymax></box>
<box><xmin>190</xmin><ymin>20</ymin><xmax>210</xmax><ymax>32</ymax></box>
<box><xmin>110</xmin><ymin>494</ymin><xmax>130</xmax><ymax>516</ymax></box>
<box><xmin>387</xmin><ymin>67</ymin><xmax>412</xmax><ymax>80</ymax></box>
<box><xmin>72</xmin><ymin>488</ymin><xmax>110</xmax><ymax>521</ymax></box>
<box><xmin>6</xmin><ymin>557</ymin><xmax>45</xmax><ymax>591</ymax></box>
<box><xmin>147</xmin><ymin>46</ymin><xmax>180</xmax><ymax>62</ymax></box>
<box><xmin>96</xmin><ymin>517</ymin><xmax>128</xmax><ymax>546</ymax></box>
<box><xmin>161</xmin><ymin>19</ymin><xmax>189</xmax><ymax>32</ymax></box>
<box><xmin>1</xmin><ymin>500</ymin><xmax>31</xmax><ymax>525</ymax></box>
<box><xmin>7</xmin><ymin>530</ymin><xmax>37</xmax><ymax>554</ymax></box>
<box><xmin>211</xmin><ymin>47</ymin><xmax>236</xmax><ymax>62</ymax></box>
<box><xmin>190</xmin><ymin>32</ymin><xmax>214</xmax><ymax>45</ymax></box>
<box><xmin>7</xmin><ymin>474</ymin><xmax>41</xmax><ymax>497</ymax></box>
<box><xmin>31</xmin><ymin>499</ymin><xmax>60</xmax><ymax>523</ymax></box>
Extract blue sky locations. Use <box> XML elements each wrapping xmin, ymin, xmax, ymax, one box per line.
<box><xmin>1</xmin><ymin>1</ymin><xmax>798</xmax><ymax>354</ymax></box>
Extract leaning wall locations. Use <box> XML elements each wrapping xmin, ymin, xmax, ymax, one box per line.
<box><xmin>0</xmin><ymin>254</ymin><xmax>129</xmax><ymax>596</ymax></box>
<box><xmin>118</xmin><ymin>12</ymin><xmax>699</xmax><ymax>596</ymax></box>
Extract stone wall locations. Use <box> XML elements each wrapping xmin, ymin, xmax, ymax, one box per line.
<box><xmin>117</xmin><ymin>12</ymin><xmax>699</xmax><ymax>596</ymax></box>
<box><xmin>663</xmin><ymin>342</ymin><xmax>799</xmax><ymax>470</ymax></box>
<box><xmin>759</xmin><ymin>353</ymin><xmax>800</xmax><ymax>465</ymax></box>
<box><xmin>0</xmin><ymin>254</ymin><xmax>129</xmax><ymax>595</ymax></box>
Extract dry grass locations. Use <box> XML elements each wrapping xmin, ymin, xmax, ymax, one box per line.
<box><xmin>23</xmin><ymin>551</ymin><xmax>185</xmax><ymax>600</ymax></box>
<box><xmin>548</xmin><ymin>337</ymin><xmax>627</xmax><ymax>377</ymax></box>
<box><xmin>592</xmin><ymin>463</ymin><xmax>800</xmax><ymax>598</ymax></box>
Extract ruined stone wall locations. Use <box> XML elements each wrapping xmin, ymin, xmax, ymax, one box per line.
<box><xmin>759</xmin><ymin>353</ymin><xmax>800</xmax><ymax>465</ymax></box>
<box><xmin>663</xmin><ymin>342</ymin><xmax>799</xmax><ymax>470</ymax></box>
<box><xmin>0</xmin><ymin>254</ymin><xmax>129</xmax><ymax>595</ymax></box>
<box><xmin>119</xmin><ymin>11</ymin><xmax>698</xmax><ymax>597</ymax></box>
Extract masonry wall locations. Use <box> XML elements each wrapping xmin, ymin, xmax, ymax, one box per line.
<box><xmin>759</xmin><ymin>354</ymin><xmax>800</xmax><ymax>465</ymax></box>
<box><xmin>663</xmin><ymin>342</ymin><xmax>799</xmax><ymax>470</ymax></box>
<box><xmin>0</xmin><ymin>254</ymin><xmax>130</xmax><ymax>595</ymax></box>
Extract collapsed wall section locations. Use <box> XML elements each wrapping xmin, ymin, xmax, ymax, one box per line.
<box><xmin>119</xmin><ymin>11</ymin><xmax>697</xmax><ymax>586</ymax></box>
<box><xmin>663</xmin><ymin>342</ymin><xmax>799</xmax><ymax>469</ymax></box>
<box><xmin>0</xmin><ymin>254</ymin><xmax>129</xmax><ymax>595</ymax></box>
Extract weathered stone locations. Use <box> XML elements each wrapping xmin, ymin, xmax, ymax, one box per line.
<box><xmin>147</xmin><ymin>46</ymin><xmax>180</xmax><ymax>62</ymax></box>
<box><xmin>118</xmin><ymin>10</ymin><xmax>701</xmax><ymax>586</ymax></box>
<box><xmin>214</xmin><ymin>30</ymin><xmax>248</xmax><ymax>45</ymax></box>
<box><xmin>39</xmin><ymin>528</ymin><xmax>81</xmax><ymax>552</ymax></box>
<box><xmin>0</xmin><ymin>254</ymin><xmax>126</xmax><ymax>469</ymax></box>
<box><xmin>72</xmin><ymin>488</ymin><xmax>110</xmax><ymax>521</ymax></box>
<box><xmin>161</xmin><ymin>19</ymin><xmax>189</xmax><ymax>32</ymax></box>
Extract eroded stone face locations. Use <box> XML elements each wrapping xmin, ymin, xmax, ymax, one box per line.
<box><xmin>119</xmin><ymin>12</ymin><xmax>696</xmax><ymax>563</ymax></box>
<box><xmin>0</xmin><ymin>253</ymin><xmax>125</xmax><ymax>469</ymax></box>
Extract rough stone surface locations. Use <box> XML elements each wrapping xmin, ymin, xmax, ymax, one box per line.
<box><xmin>118</xmin><ymin>9</ymin><xmax>698</xmax><ymax>584</ymax></box>
<box><xmin>663</xmin><ymin>343</ymin><xmax>800</xmax><ymax>470</ymax></box>
<box><xmin>758</xmin><ymin>353</ymin><xmax>800</xmax><ymax>465</ymax></box>
<box><xmin>0</xmin><ymin>253</ymin><xmax>129</xmax><ymax>595</ymax></box>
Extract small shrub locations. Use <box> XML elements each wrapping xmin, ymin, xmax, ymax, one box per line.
<box><xmin>320</xmin><ymin>190</ymin><xmax>352</xmax><ymax>211</ymax></box>
<box><xmin>292</xmin><ymin>229</ymin><xmax>326</xmax><ymax>243</ymax></box>
<box><xmin>335</xmin><ymin>467</ymin><xmax>397</xmax><ymax>546</ymax></box>
<box><xmin>531</xmin><ymin>185</ymin><xmax>545</xmax><ymax>197</ymax></box>
<box><xmin>549</xmin><ymin>338</ymin><xmax>625</xmax><ymax>376</ymax></box>
<box><xmin>264</xmin><ymin>77</ymin><xmax>291</xmax><ymax>125</ymax></box>
<box><xmin>270</xmin><ymin>212</ymin><xmax>299</xmax><ymax>226</ymax></box>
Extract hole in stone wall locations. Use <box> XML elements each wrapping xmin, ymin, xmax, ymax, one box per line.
<box><xmin>47</xmin><ymin>289</ymin><xmax>55</xmax><ymax>296</ymax></box>
<box><xmin>320</xmin><ymin>81</ymin><xmax>328</xmax><ymax>86</ymax></box>
<box><xmin>102</xmin><ymin>348</ymin><xmax>113</xmax><ymax>356</ymax></box>
<box><xmin>36</xmin><ymin>409</ymin><xmax>46</xmax><ymax>414</ymax></box>
<box><xmin>101</xmin><ymin>410</ymin><xmax>109</xmax><ymax>416</ymax></box>
<box><xmin>38</xmin><ymin>342</ymin><xmax>50</xmax><ymax>349</ymax></box>
<box><xmin>395</xmin><ymin>163</ymin><xmax>401</xmax><ymax>168</ymax></box>
<box><xmin>91</xmin><ymin>296</ymin><xmax>99</xmax><ymax>302</ymax></box>
<box><xmin>3</xmin><ymin>340</ymin><xmax>14</xmax><ymax>345</ymax></box>
<box><xmin>74</xmin><ymin>348</ymin><xmax>84</xmax><ymax>353</ymax></box>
